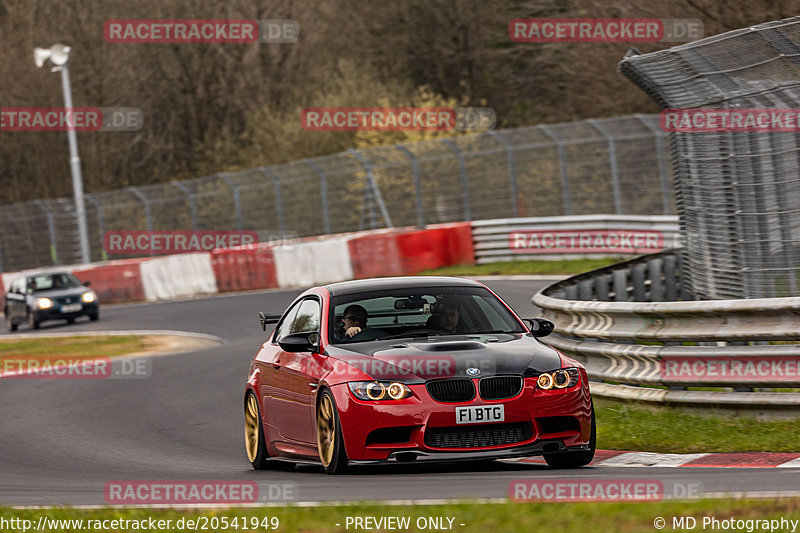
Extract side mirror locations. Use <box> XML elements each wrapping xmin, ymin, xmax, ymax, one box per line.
<box><xmin>524</xmin><ymin>317</ymin><xmax>555</xmax><ymax>338</ymax></box>
<box><xmin>83</xmin><ymin>281</ymin><xmax>91</xmax><ymax>287</ymax></box>
<box><xmin>258</xmin><ymin>311</ymin><xmax>282</xmax><ymax>331</ymax></box>
<box><xmin>279</xmin><ymin>332</ymin><xmax>319</xmax><ymax>352</ymax></box>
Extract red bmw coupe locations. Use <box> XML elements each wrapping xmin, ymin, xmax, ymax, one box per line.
<box><xmin>243</xmin><ymin>276</ymin><xmax>595</xmax><ymax>474</ymax></box>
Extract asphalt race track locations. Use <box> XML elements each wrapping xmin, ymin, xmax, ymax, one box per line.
<box><xmin>1</xmin><ymin>280</ymin><xmax>798</xmax><ymax>506</ymax></box>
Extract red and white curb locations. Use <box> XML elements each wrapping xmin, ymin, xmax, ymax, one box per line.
<box><xmin>507</xmin><ymin>450</ymin><xmax>800</xmax><ymax>468</ymax></box>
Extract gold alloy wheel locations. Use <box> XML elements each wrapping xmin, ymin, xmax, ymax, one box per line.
<box><xmin>244</xmin><ymin>394</ymin><xmax>260</xmax><ymax>462</ymax></box>
<box><xmin>316</xmin><ymin>393</ymin><xmax>336</xmax><ymax>467</ymax></box>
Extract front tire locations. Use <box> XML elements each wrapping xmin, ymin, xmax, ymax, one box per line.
<box><xmin>89</xmin><ymin>312</ymin><xmax>99</xmax><ymax>321</ymax></box>
<box><xmin>544</xmin><ymin>403</ymin><xmax>596</xmax><ymax>469</ymax></box>
<box><xmin>244</xmin><ymin>392</ymin><xmax>269</xmax><ymax>469</ymax></box>
<box><xmin>316</xmin><ymin>389</ymin><xmax>349</xmax><ymax>474</ymax></box>
<box><xmin>28</xmin><ymin>311</ymin><xmax>40</xmax><ymax>330</ymax></box>
<box><xmin>5</xmin><ymin>310</ymin><xmax>17</xmax><ymax>332</ymax></box>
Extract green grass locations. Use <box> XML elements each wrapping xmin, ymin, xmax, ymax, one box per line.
<box><xmin>2</xmin><ymin>500</ymin><xmax>799</xmax><ymax>532</ymax></box>
<box><xmin>595</xmin><ymin>398</ymin><xmax>800</xmax><ymax>453</ymax></box>
<box><xmin>0</xmin><ymin>335</ymin><xmax>148</xmax><ymax>362</ymax></box>
<box><xmin>419</xmin><ymin>258</ymin><xmax>624</xmax><ymax>276</ymax></box>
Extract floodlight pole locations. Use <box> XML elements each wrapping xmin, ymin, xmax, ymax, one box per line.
<box><xmin>58</xmin><ymin>63</ymin><xmax>91</xmax><ymax>264</ymax></box>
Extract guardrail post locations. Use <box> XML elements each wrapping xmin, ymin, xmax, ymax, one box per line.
<box><xmin>487</xmin><ymin>131</ymin><xmax>519</xmax><ymax>217</ymax></box>
<box><xmin>538</xmin><ymin>125</ymin><xmax>572</xmax><ymax>215</ymax></box>
<box><xmin>350</xmin><ymin>149</ymin><xmax>393</xmax><ymax>229</ymax></box>
<box><xmin>396</xmin><ymin>145</ymin><xmax>426</xmax><ymax>228</ymax></box>
<box><xmin>304</xmin><ymin>159</ymin><xmax>332</xmax><ymax>234</ymax></box>
<box><xmin>84</xmin><ymin>194</ymin><xmax>107</xmax><ymax>261</ymax></box>
<box><xmin>173</xmin><ymin>181</ymin><xmax>198</xmax><ymax>231</ymax></box>
<box><xmin>34</xmin><ymin>200</ymin><xmax>59</xmax><ymax>265</ymax></box>
<box><xmin>588</xmin><ymin>120</ymin><xmax>623</xmax><ymax>215</ymax></box>
<box><xmin>631</xmin><ymin>264</ymin><xmax>646</xmax><ymax>301</ymax></box>
<box><xmin>612</xmin><ymin>270</ymin><xmax>628</xmax><ymax>301</ymax></box>
<box><xmin>442</xmin><ymin>139</ymin><xmax>472</xmax><ymax>221</ymax></box>
<box><xmin>595</xmin><ymin>274</ymin><xmax>610</xmax><ymax>301</ymax></box>
<box><xmin>577</xmin><ymin>280</ymin><xmax>594</xmax><ymax>300</ymax></box>
<box><xmin>218</xmin><ymin>173</ymin><xmax>244</xmax><ymax>231</ymax></box>
<box><xmin>636</xmin><ymin>114</ymin><xmax>673</xmax><ymax>215</ymax></box>
<box><xmin>259</xmin><ymin>167</ymin><xmax>286</xmax><ymax>235</ymax></box>
<box><xmin>648</xmin><ymin>257</ymin><xmax>664</xmax><ymax>302</ymax></box>
<box><xmin>663</xmin><ymin>254</ymin><xmax>677</xmax><ymax>301</ymax></box>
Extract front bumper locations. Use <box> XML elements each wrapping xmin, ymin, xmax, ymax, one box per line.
<box><xmin>33</xmin><ymin>302</ymin><xmax>98</xmax><ymax>321</ymax></box>
<box><xmin>331</xmin><ymin>374</ymin><xmax>592</xmax><ymax>462</ymax></box>
<box><xmin>350</xmin><ymin>441</ymin><xmax>591</xmax><ymax>466</ymax></box>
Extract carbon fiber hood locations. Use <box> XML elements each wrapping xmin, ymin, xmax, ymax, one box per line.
<box><xmin>325</xmin><ymin>333</ymin><xmax>562</xmax><ymax>382</ymax></box>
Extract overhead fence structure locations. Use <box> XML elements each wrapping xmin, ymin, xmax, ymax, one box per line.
<box><xmin>620</xmin><ymin>16</ymin><xmax>800</xmax><ymax>300</ymax></box>
<box><xmin>0</xmin><ymin>114</ymin><xmax>675</xmax><ymax>272</ymax></box>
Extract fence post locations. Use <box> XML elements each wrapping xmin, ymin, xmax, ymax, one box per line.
<box><xmin>588</xmin><ymin>119</ymin><xmax>623</xmax><ymax>215</ymax></box>
<box><xmin>349</xmin><ymin>149</ymin><xmax>393</xmax><ymax>228</ymax></box>
<box><xmin>173</xmin><ymin>181</ymin><xmax>198</xmax><ymax>231</ymax></box>
<box><xmin>487</xmin><ymin>131</ymin><xmax>519</xmax><ymax>217</ymax></box>
<box><xmin>84</xmin><ymin>194</ymin><xmax>107</xmax><ymax>261</ymax></box>
<box><xmin>442</xmin><ymin>139</ymin><xmax>472</xmax><ymax>221</ymax></box>
<box><xmin>34</xmin><ymin>200</ymin><xmax>59</xmax><ymax>265</ymax></box>
<box><xmin>538</xmin><ymin>125</ymin><xmax>573</xmax><ymax>215</ymax></box>
<box><xmin>259</xmin><ymin>167</ymin><xmax>286</xmax><ymax>235</ymax></box>
<box><xmin>218</xmin><ymin>173</ymin><xmax>244</xmax><ymax>231</ymax></box>
<box><xmin>636</xmin><ymin>114</ymin><xmax>673</xmax><ymax>215</ymax></box>
<box><xmin>304</xmin><ymin>159</ymin><xmax>332</xmax><ymax>235</ymax></box>
<box><xmin>395</xmin><ymin>145</ymin><xmax>425</xmax><ymax>228</ymax></box>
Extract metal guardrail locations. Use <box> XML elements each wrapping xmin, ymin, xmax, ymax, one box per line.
<box><xmin>532</xmin><ymin>250</ymin><xmax>800</xmax><ymax>410</ymax></box>
<box><xmin>472</xmin><ymin>215</ymin><xmax>679</xmax><ymax>264</ymax></box>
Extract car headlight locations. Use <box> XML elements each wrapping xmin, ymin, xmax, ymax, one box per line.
<box><xmin>35</xmin><ymin>297</ymin><xmax>53</xmax><ymax>309</ymax></box>
<box><xmin>81</xmin><ymin>291</ymin><xmax>96</xmax><ymax>303</ymax></box>
<box><xmin>536</xmin><ymin>368</ymin><xmax>580</xmax><ymax>390</ymax></box>
<box><xmin>348</xmin><ymin>381</ymin><xmax>413</xmax><ymax>401</ymax></box>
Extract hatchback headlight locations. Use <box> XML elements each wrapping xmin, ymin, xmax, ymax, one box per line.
<box><xmin>81</xmin><ymin>291</ymin><xmax>96</xmax><ymax>303</ymax></box>
<box><xmin>348</xmin><ymin>381</ymin><xmax>413</xmax><ymax>401</ymax></box>
<box><xmin>35</xmin><ymin>297</ymin><xmax>53</xmax><ymax>309</ymax></box>
<box><xmin>536</xmin><ymin>368</ymin><xmax>580</xmax><ymax>390</ymax></box>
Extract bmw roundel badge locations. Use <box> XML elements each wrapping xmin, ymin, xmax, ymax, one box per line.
<box><xmin>466</xmin><ymin>367</ymin><xmax>480</xmax><ymax>377</ymax></box>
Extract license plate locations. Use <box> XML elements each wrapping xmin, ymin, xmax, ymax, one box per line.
<box><xmin>455</xmin><ymin>405</ymin><xmax>505</xmax><ymax>425</ymax></box>
<box><xmin>61</xmin><ymin>304</ymin><xmax>82</xmax><ymax>313</ymax></box>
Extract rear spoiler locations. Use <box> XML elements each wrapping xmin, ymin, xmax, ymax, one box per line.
<box><xmin>258</xmin><ymin>311</ymin><xmax>282</xmax><ymax>331</ymax></box>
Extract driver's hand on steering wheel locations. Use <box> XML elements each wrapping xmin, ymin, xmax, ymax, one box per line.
<box><xmin>345</xmin><ymin>326</ymin><xmax>362</xmax><ymax>338</ymax></box>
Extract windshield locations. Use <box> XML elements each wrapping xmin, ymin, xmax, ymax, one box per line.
<box><xmin>27</xmin><ymin>273</ymin><xmax>83</xmax><ymax>293</ymax></box>
<box><xmin>328</xmin><ymin>286</ymin><xmax>525</xmax><ymax>344</ymax></box>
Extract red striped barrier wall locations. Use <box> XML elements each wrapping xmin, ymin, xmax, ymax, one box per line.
<box><xmin>71</xmin><ymin>259</ymin><xmax>146</xmax><ymax>303</ymax></box>
<box><xmin>211</xmin><ymin>245</ymin><xmax>278</xmax><ymax>292</ymax></box>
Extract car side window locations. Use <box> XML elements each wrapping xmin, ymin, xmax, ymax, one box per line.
<box><xmin>274</xmin><ymin>302</ymin><xmax>301</xmax><ymax>343</ymax></box>
<box><xmin>290</xmin><ymin>299</ymin><xmax>321</xmax><ymax>334</ymax></box>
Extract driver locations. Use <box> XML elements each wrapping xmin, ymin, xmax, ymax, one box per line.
<box><xmin>427</xmin><ymin>298</ymin><xmax>471</xmax><ymax>334</ymax></box>
<box><xmin>335</xmin><ymin>304</ymin><xmax>368</xmax><ymax>341</ymax></box>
